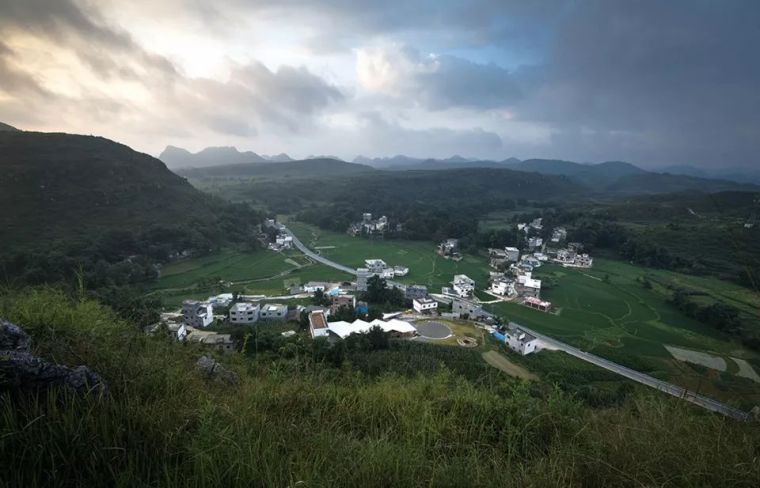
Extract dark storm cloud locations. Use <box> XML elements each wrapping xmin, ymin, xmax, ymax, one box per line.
<box><xmin>513</xmin><ymin>0</ymin><xmax>760</xmax><ymax>166</ymax></box>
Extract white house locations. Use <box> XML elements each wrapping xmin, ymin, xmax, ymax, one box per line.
<box><xmin>259</xmin><ymin>303</ymin><xmax>288</xmax><ymax>320</ymax></box>
<box><xmin>575</xmin><ymin>254</ymin><xmax>593</xmax><ymax>267</ymax></box>
<box><xmin>491</xmin><ymin>279</ymin><xmax>515</xmax><ymax>296</ymax></box>
<box><xmin>393</xmin><ymin>266</ymin><xmax>409</xmax><ymax>277</ymax></box>
<box><xmin>365</xmin><ymin>259</ymin><xmax>387</xmax><ymax>273</ymax></box>
<box><xmin>451</xmin><ymin>274</ymin><xmax>475</xmax><ymax>298</ymax></box>
<box><xmin>504</xmin><ymin>323</ymin><xmax>539</xmax><ymax>355</ymax></box>
<box><xmin>207</xmin><ymin>293</ymin><xmax>233</xmax><ymax>307</ymax></box>
<box><xmin>413</xmin><ymin>297</ymin><xmax>438</xmax><ymax>314</ymax></box>
<box><xmin>517</xmin><ymin>273</ymin><xmax>542</xmax><ymax>298</ymax></box>
<box><xmin>182</xmin><ymin>300</ymin><xmax>214</xmax><ymax>328</ymax></box>
<box><xmin>527</xmin><ymin>237</ymin><xmax>543</xmax><ymax>249</ymax></box>
<box><xmin>303</xmin><ymin>281</ymin><xmax>330</xmax><ymax>293</ymax></box>
<box><xmin>309</xmin><ymin>310</ymin><xmax>330</xmax><ymax>338</ymax></box>
<box><xmin>275</xmin><ymin>234</ymin><xmax>293</xmax><ymax>247</ymax></box>
<box><xmin>229</xmin><ymin>302</ymin><xmax>260</xmax><ymax>324</ymax></box>
<box><xmin>381</xmin><ymin>268</ymin><xmax>396</xmax><ymax>279</ymax></box>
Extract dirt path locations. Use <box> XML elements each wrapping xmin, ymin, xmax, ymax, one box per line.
<box><xmin>482</xmin><ymin>351</ymin><xmax>537</xmax><ymax>380</ymax></box>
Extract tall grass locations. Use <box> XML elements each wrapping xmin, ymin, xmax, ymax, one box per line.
<box><xmin>1</xmin><ymin>288</ymin><xmax>759</xmax><ymax>487</ymax></box>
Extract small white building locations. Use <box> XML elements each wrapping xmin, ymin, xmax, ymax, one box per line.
<box><xmin>182</xmin><ymin>300</ymin><xmax>214</xmax><ymax>328</ymax></box>
<box><xmin>491</xmin><ymin>279</ymin><xmax>515</xmax><ymax>296</ymax></box>
<box><xmin>527</xmin><ymin>237</ymin><xmax>543</xmax><ymax>249</ymax></box>
<box><xmin>504</xmin><ymin>323</ymin><xmax>539</xmax><ymax>355</ymax></box>
<box><xmin>517</xmin><ymin>273</ymin><xmax>542</xmax><ymax>298</ymax></box>
<box><xmin>207</xmin><ymin>293</ymin><xmax>234</xmax><ymax>307</ymax></box>
<box><xmin>393</xmin><ymin>266</ymin><xmax>409</xmax><ymax>277</ymax></box>
<box><xmin>365</xmin><ymin>259</ymin><xmax>388</xmax><ymax>274</ymax></box>
<box><xmin>451</xmin><ymin>274</ymin><xmax>475</xmax><ymax>298</ymax></box>
<box><xmin>413</xmin><ymin>297</ymin><xmax>438</xmax><ymax>314</ymax></box>
<box><xmin>259</xmin><ymin>303</ymin><xmax>288</xmax><ymax>320</ymax></box>
<box><xmin>275</xmin><ymin>234</ymin><xmax>293</xmax><ymax>248</ymax></box>
<box><xmin>229</xmin><ymin>302</ymin><xmax>260</xmax><ymax>324</ymax></box>
<box><xmin>303</xmin><ymin>281</ymin><xmax>330</xmax><ymax>293</ymax></box>
<box><xmin>309</xmin><ymin>310</ymin><xmax>330</xmax><ymax>338</ymax></box>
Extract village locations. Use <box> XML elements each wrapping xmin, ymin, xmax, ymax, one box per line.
<box><xmin>153</xmin><ymin>214</ymin><xmax>594</xmax><ymax>363</ymax></box>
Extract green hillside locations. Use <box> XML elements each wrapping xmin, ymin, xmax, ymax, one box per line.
<box><xmin>0</xmin><ymin>131</ymin><xmax>254</xmax><ymax>251</ymax></box>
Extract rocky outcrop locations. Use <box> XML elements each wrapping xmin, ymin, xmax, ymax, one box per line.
<box><xmin>196</xmin><ymin>355</ymin><xmax>239</xmax><ymax>386</ymax></box>
<box><xmin>0</xmin><ymin>320</ymin><xmax>107</xmax><ymax>395</ymax></box>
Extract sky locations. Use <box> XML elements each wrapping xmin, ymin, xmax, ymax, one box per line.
<box><xmin>1</xmin><ymin>0</ymin><xmax>759</xmax><ymax>168</ymax></box>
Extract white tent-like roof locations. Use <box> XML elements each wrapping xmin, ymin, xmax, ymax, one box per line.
<box><xmin>326</xmin><ymin>318</ymin><xmax>417</xmax><ymax>339</ymax></box>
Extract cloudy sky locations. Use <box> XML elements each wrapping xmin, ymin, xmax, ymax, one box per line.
<box><xmin>1</xmin><ymin>0</ymin><xmax>759</xmax><ymax>167</ymax></box>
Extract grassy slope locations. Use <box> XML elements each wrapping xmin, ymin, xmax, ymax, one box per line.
<box><xmin>1</xmin><ymin>289</ymin><xmax>759</xmax><ymax>487</ymax></box>
<box><xmin>487</xmin><ymin>259</ymin><xmax>760</xmax><ymax>406</ymax></box>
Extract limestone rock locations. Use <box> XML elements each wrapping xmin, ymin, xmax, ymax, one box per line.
<box><xmin>0</xmin><ymin>320</ymin><xmax>106</xmax><ymax>395</ymax></box>
<box><xmin>196</xmin><ymin>355</ymin><xmax>239</xmax><ymax>386</ymax></box>
<box><xmin>0</xmin><ymin>320</ymin><xmax>32</xmax><ymax>352</ymax></box>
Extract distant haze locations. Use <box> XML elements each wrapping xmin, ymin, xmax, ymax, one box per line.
<box><xmin>1</xmin><ymin>0</ymin><xmax>759</xmax><ymax>169</ymax></box>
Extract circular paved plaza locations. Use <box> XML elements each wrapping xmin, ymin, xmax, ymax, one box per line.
<box><xmin>415</xmin><ymin>321</ymin><xmax>452</xmax><ymax>340</ymax></box>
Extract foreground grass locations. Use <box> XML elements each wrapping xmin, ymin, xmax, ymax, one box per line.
<box><xmin>1</xmin><ymin>288</ymin><xmax>759</xmax><ymax>487</ymax></box>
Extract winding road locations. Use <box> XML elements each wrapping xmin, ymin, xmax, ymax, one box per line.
<box><xmin>283</xmin><ymin>223</ymin><xmax>751</xmax><ymax>421</ymax></box>
<box><xmin>517</xmin><ymin>324</ymin><xmax>751</xmax><ymax>421</ymax></box>
<box><xmin>281</xmin><ymin>224</ymin><xmax>405</xmax><ymax>288</ymax></box>
<box><xmin>281</xmin><ymin>225</ymin><xmax>357</xmax><ymax>274</ymax></box>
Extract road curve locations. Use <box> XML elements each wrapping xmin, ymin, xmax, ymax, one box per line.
<box><xmin>282</xmin><ymin>224</ymin><xmax>749</xmax><ymax>419</ymax></box>
<box><xmin>516</xmin><ymin>324</ymin><xmax>751</xmax><ymax>421</ymax></box>
<box><xmin>282</xmin><ymin>224</ymin><xmax>407</xmax><ymax>288</ymax></box>
<box><xmin>281</xmin><ymin>225</ymin><xmax>357</xmax><ymax>274</ymax></box>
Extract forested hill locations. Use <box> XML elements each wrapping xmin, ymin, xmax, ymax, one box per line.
<box><xmin>0</xmin><ymin>131</ymin><xmax>259</xmax><ymax>252</ymax></box>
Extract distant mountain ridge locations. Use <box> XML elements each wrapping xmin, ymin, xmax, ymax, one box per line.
<box><xmin>0</xmin><ymin>121</ymin><xmax>19</xmax><ymax>131</ymax></box>
<box><xmin>159</xmin><ymin>145</ymin><xmax>293</xmax><ymax>169</ymax></box>
<box><xmin>177</xmin><ymin>158</ymin><xmax>375</xmax><ymax>180</ymax></box>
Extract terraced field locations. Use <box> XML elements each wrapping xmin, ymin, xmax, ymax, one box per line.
<box><xmin>148</xmin><ymin>248</ymin><xmax>351</xmax><ymax>307</ymax></box>
<box><xmin>487</xmin><ymin>259</ymin><xmax>760</xmax><ymax>406</ymax></box>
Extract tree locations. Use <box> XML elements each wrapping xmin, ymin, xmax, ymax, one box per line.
<box><xmin>311</xmin><ymin>289</ymin><xmax>332</xmax><ymax>306</ymax></box>
<box><xmin>366</xmin><ymin>325</ymin><xmax>389</xmax><ymax>351</ymax></box>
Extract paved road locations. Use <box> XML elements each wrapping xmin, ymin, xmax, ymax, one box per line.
<box><xmin>282</xmin><ymin>224</ymin><xmax>406</xmax><ymax>288</ymax></box>
<box><xmin>516</xmin><ymin>324</ymin><xmax>751</xmax><ymax>421</ymax></box>
<box><xmin>283</xmin><ymin>224</ymin><xmax>749</xmax><ymax>419</ymax></box>
<box><xmin>281</xmin><ymin>225</ymin><xmax>357</xmax><ymax>275</ymax></box>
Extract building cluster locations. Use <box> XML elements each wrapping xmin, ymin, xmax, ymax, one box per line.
<box><xmin>450</xmin><ymin>274</ymin><xmax>476</xmax><ymax>298</ymax></box>
<box><xmin>261</xmin><ymin>218</ymin><xmax>293</xmax><ymax>251</ymax></box>
<box><xmin>489</xmin><ymin>246</ymin><xmax>520</xmax><ymax>269</ymax></box>
<box><xmin>437</xmin><ymin>238</ymin><xmax>462</xmax><ymax>261</ymax></box>
<box><xmin>268</xmin><ymin>233</ymin><xmax>293</xmax><ymax>251</ymax></box>
<box><xmin>348</xmin><ymin>212</ymin><xmax>389</xmax><ymax>236</ymax></box>
<box><xmin>308</xmin><ymin>310</ymin><xmax>417</xmax><ymax>340</ymax></box>
<box><xmin>355</xmin><ymin>259</ymin><xmax>409</xmax><ymax>290</ymax></box>
<box><xmin>553</xmin><ymin>243</ymin><xmax>593</xmax><ymax>268</ymax></box>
